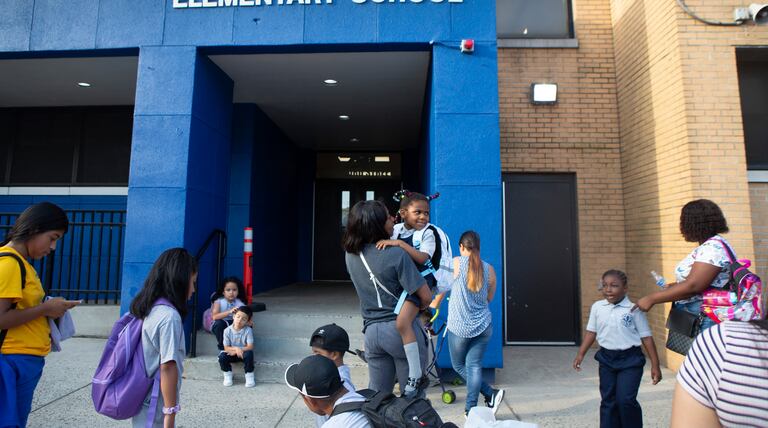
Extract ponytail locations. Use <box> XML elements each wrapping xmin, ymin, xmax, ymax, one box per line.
<box><xmin>460</xmin><ymin>231</ymin><xmax>483</xmax><ymax>293</ymax></box>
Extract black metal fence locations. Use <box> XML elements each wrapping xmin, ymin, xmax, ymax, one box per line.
<box><xmin>0</xmin><ymin>210</ymin><xmax>126</xmax><ymax>304</ymax></box>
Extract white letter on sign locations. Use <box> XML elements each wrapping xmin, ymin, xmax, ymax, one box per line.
<box><xmin>173</xmin><ymin>0</ymin><xmax>189</xmax><ymax>7</ymax></box>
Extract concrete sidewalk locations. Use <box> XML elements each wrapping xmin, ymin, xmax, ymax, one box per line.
<box><xmin>26</xmin><ymin>338</ymin><xmax>674</xmax><ymax>427</ymax></box>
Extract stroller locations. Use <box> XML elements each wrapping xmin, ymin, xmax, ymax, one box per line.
<box><xmin>356</xmin><ymin>308</ymin><xmax>457</xmax><ymax>404</ymax></box>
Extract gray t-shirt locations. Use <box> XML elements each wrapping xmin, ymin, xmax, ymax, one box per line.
<box><xmin>133</xmin><ymin>304</ymin><xmax>185</xmax><ymax>427</ymax></box>
<box><xmin>141</xmin><ymin>304</ymin><xmax>185</xmax><ymax>384</ymax></box>
<box><xmin>345</xmin><ymin>245</ymin><xmax>426</xmax><ymax>329</ymax></box>
<box><xmin>223</xmin><ymin>325</ymin><xmax>253</xmax><ymax>348</ymax></box>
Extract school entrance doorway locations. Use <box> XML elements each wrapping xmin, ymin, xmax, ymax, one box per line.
<box><xmin>312</xmin><ymin>153</ymin><xmax>402</xmax><ymax>281</ymax></box>
<box><xmin>209</xmin><ymin>50</ymin><xmax>429</xmax><ymax>292</ymax></box>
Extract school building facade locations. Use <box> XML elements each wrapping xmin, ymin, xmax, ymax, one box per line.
<box><xmin>0</xmin><ymin>0</ymin><xmax>766</xmax><ymax>370</ymax></box>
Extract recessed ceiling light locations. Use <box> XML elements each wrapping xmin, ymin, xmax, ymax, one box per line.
<box><xmin>337</xmin><ymin>156</ymin><xmax>351</xmax><ymax>162</ymax></box>
<box><xmin>77</xmin><ymin>82</ymin><xmax>91</xmax><ymax>87</ymax></box>
<box><xmin>339</xmin><ymin>115</ymin><xmax>350</xmax><ymax>121</ymax></box>
<box><xmin>350</xmin><ymin>138</ymin><xmax>359</xmax><ymax>143</ymax></box>
<box><xmin>374</xmin><ymin>156</ymin><xmax>390</xmax><ymax>163</ymax></box>
<box><xmin>323</xmin><ymin>79</ymin><xmax>338</xmax><ymax>86</ymax></box>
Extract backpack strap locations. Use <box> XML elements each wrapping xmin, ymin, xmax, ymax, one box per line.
<box><xmin>0</xmin><ymin>252</ymin><xmax>27</xmax><ymax>351</ymax></box>
<box><xmin>708</xmin><ymin>237</ymin><xmax>736</xmax><ymax>263</ymax></box>
<box><xmin>145</xmin><ymin>370</ymin><xmax>162</xmax><ymax>428</ymax></box>
<box><xmin>329</xmin><ymin>400</ymin><xmax>365</xmax><ymax>417</ymax></box>
<box><xmin>359</xmin><ymin>253</ymin><xmax>398</xmax><ymax>308</ymax></box>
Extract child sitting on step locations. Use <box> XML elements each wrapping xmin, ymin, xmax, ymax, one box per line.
<box><xmin>375</xmin><ymin>191</ymin><xmax>451</xmax><ymax>397</ymax></box>
<box><xmin>309</xmin><ymin>323</ymin><xmax>357</xmax><ymax>427</ymax></box>
<box><xmin>219</xmin><ymin>306</ymin><xmax>255</xmax><ymax>388</ymax></box>
<box><xmin>211</xmin><ymin>276</ymin><xmax>246</xmax><ymax>351</ymax></box>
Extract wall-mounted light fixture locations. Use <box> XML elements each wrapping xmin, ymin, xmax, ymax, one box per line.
<box><xmin>531</xmin><ymin>83</ymin><xmax>558</xmax><ymax>105</ymax></box>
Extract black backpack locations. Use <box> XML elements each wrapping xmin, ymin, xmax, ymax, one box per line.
<box><xmin>330</xmin><ymin>389</ymin><xmax>445</xmax><ymax>428</ymax></box>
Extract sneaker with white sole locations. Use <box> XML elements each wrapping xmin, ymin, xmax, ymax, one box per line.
<box><xmin>245</xmin><ymin>372</ymin><xmax>255</xmax><ymax>388</ymax></box>
<box><xmin>222</xmin><ymin>371</ymin><xmax>233</xmax><ymax>387</ymax></box>
<box><xmin>485</xmin><ymin>388</ymin><xmax>504</xmax><ymax>415</ymax></box>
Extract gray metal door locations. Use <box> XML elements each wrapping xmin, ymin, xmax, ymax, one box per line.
<box><xmin>503</xmin><ymin>174</ymin><xmax>580</xmax><ymax>344</ymax></box>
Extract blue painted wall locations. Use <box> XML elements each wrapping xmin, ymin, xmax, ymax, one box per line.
<box><xmin>120</xmin><ymin>47</ymin><xmax>233</xmax><ymax>349</ymax></box>
<box><xmin>224</xmin><ymin>104</ymin><xmax>313</xmax><ymax>293</ymax></box>
<box><xmin>1</xmin><ymin>0</ymin><xmax>502</xmax><ymax>367</ymax></box>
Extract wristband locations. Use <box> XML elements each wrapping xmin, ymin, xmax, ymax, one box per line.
<box><xmin>162</xmin><ymin>404</ymin><xmax>180</xmax><ymax>415</ymax></box>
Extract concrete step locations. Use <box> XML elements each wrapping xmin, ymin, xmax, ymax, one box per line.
<box><xmin>186</xmin><ymin>282</ymin><xmax>369</xmax><ymax>383</ymax></box>
<box><xmin>193</xmin><ymin>330</ymin><xmax>366</xmax><ymax>361</ymax></box>
<box><xmin>184</xmin><ymin>355</ymin><xmax>370</xmax><ymax>384</ymax></box>
<box><xmin>69</xmin><ymin>304</ymin><xmax>120</xmax><ymax>338</ymax></box>
<box><xmin>249</xmin><ymin>311</ymin><xmax>365</xmax><ymax>340</ymax></box>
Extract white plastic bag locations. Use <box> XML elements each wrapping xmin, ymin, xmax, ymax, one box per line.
<box><xmin>464</xmin><ymin>407</ymin><xmax>538</xmax><ymax>428</ymax></box>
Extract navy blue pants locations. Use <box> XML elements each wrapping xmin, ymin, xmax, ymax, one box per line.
<box><xmin>211</xmin><ymin>319</ymin><xmax>232</xmax><ymax>351</ymax></box>
<box><xmin>218</xmin><ymin>350</ymin><xmax>254</xmax><ymax>373</ymax></box>
<box><xmin>595</xmin><ymin>346</ymin><xmax>645</xmax><ymax>428</ymax></box>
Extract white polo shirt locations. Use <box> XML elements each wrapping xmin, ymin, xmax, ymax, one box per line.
<box><xmin>586</xmin><ymin>296</ymin><xmax>652</xmax><ymax>351</ymax></box>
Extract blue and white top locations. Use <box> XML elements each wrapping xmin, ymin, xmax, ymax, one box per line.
<box><xmin>215</xmin><ymin>297</ymin><xmax>245</xmax><ymax>322</ymax></box>
<box><xmin>447</xmin><ymin>257</ymin><xmax>492</xmax><ymax>338</ymax></box>
<box><xmin>674</xmin><ymin>235</ymin><xmax>734</xmax><ymax>304</ymax></box>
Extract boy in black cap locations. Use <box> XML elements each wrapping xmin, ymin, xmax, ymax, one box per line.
<box><xmin>310</xmin><ymin>324</ymin><xmax>357</xmax><ymax>426</ymax></box>
<box><xmin>285</xmin><ymin>355</ymin><xmax>370</xmax><ymax>428</ymax></box>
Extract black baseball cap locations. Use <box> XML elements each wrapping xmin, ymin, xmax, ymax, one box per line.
<box><xmin>310</xmin><ymin>323</ymin><xmax>351</xmax><ymax>354</ymax></box>
<box><xmin>284</xmin><ymin>355</ymin><xmax>343</xmax><ymax>398</ymax></box>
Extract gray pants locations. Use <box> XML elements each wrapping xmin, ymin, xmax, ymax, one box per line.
<box><xmin>364</xmin><ymin>318</ymin><xmax>428</xmax><ymax>397</ymax></box>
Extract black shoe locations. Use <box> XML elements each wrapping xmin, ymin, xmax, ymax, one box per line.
<box><xmin>485</xmin><ymin>388</ymin><xmax>505</xmax><ymax>415</ymax></box>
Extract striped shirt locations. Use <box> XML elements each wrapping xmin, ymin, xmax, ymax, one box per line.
<box><xmin>677</xmin><ymin>321</ymin><xmax>768</xmax><ymax>427</ymax></box>
<box><xmin>447</xmin><ymin>257</ymin><xmax>492</xmax><ymax>338</ymax></box>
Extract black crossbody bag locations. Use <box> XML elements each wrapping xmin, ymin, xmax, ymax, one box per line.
<box><xmin>665</xmin><ymin>303</ymin><xmax>704</xmax><ymax>355</ymax></box>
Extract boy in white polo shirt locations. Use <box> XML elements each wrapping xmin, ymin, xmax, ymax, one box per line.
<box><xmin>573</xmin><ymin>269</ymin><xmax>661</xmax><ymax>428</ymax></box>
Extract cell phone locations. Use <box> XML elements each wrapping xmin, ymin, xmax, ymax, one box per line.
<box><xmin>65</xmin><ymin>299</ymin><xmax>83</xmax><ymax>305</ymax></box>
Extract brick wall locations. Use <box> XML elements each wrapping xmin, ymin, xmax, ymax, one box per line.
<box><xmin>498</xmin><ymin>0</ymin><xmax>625</xmax><ymax>335</ymax></box>
<box><xmin>750</xmin><ymin>182</ymin><xmax>768</xmax><ymax>282</ymax></box>
<box><xmin>610</xmin><ymin>0</ymin><xmax>767</xmax><ymax>368</ymax></box>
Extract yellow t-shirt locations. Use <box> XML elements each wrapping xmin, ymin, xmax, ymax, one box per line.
<box><xmin>0</xmin><ymin>246</ymin><xmax>50</xmax><ymax>356</ymax></box>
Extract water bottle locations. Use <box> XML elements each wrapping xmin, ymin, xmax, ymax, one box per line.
<box><xmin>651</xmin><ymin>271</ymin><xmax>665</xmax><ymax>288</ymax></box>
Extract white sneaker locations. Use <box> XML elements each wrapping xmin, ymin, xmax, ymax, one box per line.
<box><xmin>222</xmin><ymin>371</ymin><xmax>233</xmax><ymax>387</ymax></box>
<box><xmin>245</xmin><ymin>372</ymin><xmax>255</xmax><ymax>388</ymax></box>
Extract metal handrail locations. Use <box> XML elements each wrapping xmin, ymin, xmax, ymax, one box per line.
<box><xmin>188</xmin><ymin>229</ymin><xmax>227</xmax><ymax>358</ymax></box>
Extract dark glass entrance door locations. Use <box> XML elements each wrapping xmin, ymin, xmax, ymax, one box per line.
<box><xmin>313</xmin><ymin>180</ymin><xmax>399</xmax><ymax>281</ymax></box>
<box><xmin>503</xmin><ymin>174</ymin><xmax>580</xmax><ymax>344</ymax></box>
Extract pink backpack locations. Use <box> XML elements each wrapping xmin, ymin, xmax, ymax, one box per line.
<box><xmin>701</xmin><ymin>238</ymin><xmax>764</xmax><ymax>323</ymax></box>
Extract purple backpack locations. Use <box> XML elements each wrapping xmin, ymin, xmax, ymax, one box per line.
<box><xmin>92</xmin><ymin>298</ymin><xmax>175</xmax><ymax>426</ymax></box>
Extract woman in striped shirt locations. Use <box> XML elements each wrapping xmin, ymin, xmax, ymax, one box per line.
<box><xmin>446</xmin><ymin>231</ymin><xmax>504</xmax><ymax>418</ymax></box>
<box><xmin>672</xmin><ymin>320</ymin><xmax>768</xmax><ymax>427</ymax></box>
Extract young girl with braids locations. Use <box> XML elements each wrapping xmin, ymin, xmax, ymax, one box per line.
<box><xmin>375</xmin><ymin>190</ymin><xmax>451</xmax><ymax>397</ymax></box>
<box><xmin>573</xmin><ymin>269</ymin><xmax>661</xmax><ymax>428</ymax></box>
<box><xmin>446</xmin><ymin>231</ymin><xmax>504</xmax><ymax>417</ymax></box>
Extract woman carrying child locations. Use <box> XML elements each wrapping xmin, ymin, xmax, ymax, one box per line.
<box><xmin>446</xmin><ymin>231</ymin><xmax>504</xmax><ymax>418</ymax></box>
<box><xmin>210</xmin><ymin>276</ymin><xmax>246</xmax><ymax>351</ymax></box>
<box><xmin>375</xmin><ymin>191</ymin><xmax>450</xmax><ymax>397</ymax></box>
<box><xmin>0</xmin><ymin>202</ymin><xmax>79</xmax><ymax>428</ymax></box>
<box><xmin>343</xmin><ymin>200</ymin><xmax>432</xmax><ymax>397</ymax></box>
<box><xmin>130</xmin><ymin>248</ymin><xmax>198</xmax><ymax>428</ymax></box>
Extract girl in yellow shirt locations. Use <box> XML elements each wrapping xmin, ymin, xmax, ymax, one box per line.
<box><xmin>0</xmin><ymin>202</ymin><xmax>79</xmax><ymax>427</ymax></box>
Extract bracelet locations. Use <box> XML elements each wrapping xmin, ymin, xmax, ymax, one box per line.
<box><xmin>162</xmin><ymin>404</ymin><xmax>181</xmax><ymax>415</ymax></box>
